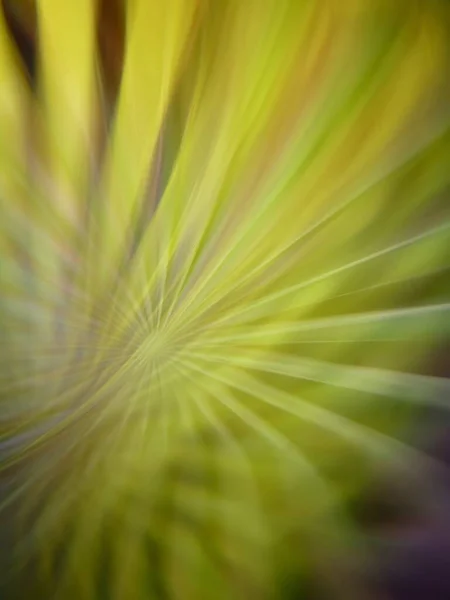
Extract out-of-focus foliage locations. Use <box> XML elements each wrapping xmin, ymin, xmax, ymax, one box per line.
<box><xmin>0</xmin><ymin>1</ymin><xmax>450</xmax><ymax>598</ymax></box>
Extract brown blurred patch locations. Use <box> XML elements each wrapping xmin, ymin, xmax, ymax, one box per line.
<box><xmin>97</xmin><ymin>0</ymin><xmax>125</xmax><ymax>107</ymax></box>
<box><xmin>1</xmin><ymin>0</ymin><xmax>37</xmax><ymax>84</ymax></box>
